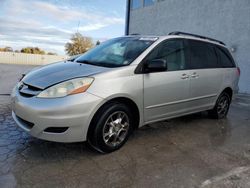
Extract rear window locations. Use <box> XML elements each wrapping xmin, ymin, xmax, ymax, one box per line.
<box><xmin>216</xmin><ymin>47</ymin><xmax>236</xmax><ymax>68</ymax></box>
<box><xmin>188</xmin><ymin>40</ymin><xmax>218</xmax><ymax>69</ymax></box>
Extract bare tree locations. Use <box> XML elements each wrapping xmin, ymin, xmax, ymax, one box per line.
<box><xmin>0</xmin><ymin>47</ymin><xmax>13</xmax><ymax>52</ymax></box>
<box><xmin>65</xmin><ymin>32</ymin><xmax>94</xmax><ymax>56</ymax></box>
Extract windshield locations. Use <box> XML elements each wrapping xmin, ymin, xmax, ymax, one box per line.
<box><xmin>75</xmin><ymin>37</ymin><xmax>157</xmax><ymax>67</ymax></box>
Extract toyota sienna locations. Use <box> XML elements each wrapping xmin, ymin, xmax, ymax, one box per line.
<box><xmin>11</xmin><ymin>32</ymin><xmax>240</xmax><ymax>153</ymax></box>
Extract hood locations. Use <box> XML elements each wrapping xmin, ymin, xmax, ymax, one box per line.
<box><xmin>23</xmin><ymin>61</ymin><xmax>110</xmax><ymax>89</ymax></box>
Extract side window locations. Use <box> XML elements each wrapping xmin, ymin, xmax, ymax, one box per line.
<box><xmin>146</xmin><ymin>40</ymin><xmax>186</xmax><ymax>71</ymax></box>
<box><xmin>216</xmin><ymin>47</ymin><xmax>235</xmax><ymax>68</ymax></box>
<box><xmin>188</xmin><ymin>40</ymin><xmax>218</xmax><ymax>69</ymax></box>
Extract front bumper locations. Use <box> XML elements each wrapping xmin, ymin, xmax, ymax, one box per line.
<box><xmin>11</xmin><ymin>90</ymin><xmax>104</xmax><ymax>143</ymax></box>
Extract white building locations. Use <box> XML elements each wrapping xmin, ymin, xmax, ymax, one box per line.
<box><xmin>126</xmin><ymin>0</ymin><xmax>250</xmax><ymax>93</ymax></box>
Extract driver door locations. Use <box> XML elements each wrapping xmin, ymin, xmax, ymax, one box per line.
<box><xmin>143</xmin><ymin>39</ymin><xmax>191</xmax><ymax>122</ymax></box>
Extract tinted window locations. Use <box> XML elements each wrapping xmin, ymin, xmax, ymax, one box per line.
<box><xmin>131</xmin><ymin>0</ymin><xmax>142</xmax><ymax>9</ymax></box>
<box><xmin>216</xmin><ymin>47</ymin><xmax>235</xmax><ymax>68</ymax></box>
<box><xmin>188</xmin><ymin>40</ymin><xmax>218</xmax><ymax>69</ymax></box>
<box><xmin>146</xmin><ymin>40</ymin><xmax>186</xmax><ymax>71</ymax></box>
<box><xmin>144</xmin><ymin>0</ymin><xmax>155</xmax><ymax>6</ymax></box>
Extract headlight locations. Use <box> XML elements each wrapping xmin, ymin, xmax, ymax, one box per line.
<box><xmin>37</xmin><ymin>77</ymin><xmax>94</xmax><ymax>98</ymax></box>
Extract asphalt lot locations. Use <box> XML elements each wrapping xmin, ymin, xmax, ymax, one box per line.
<box><xmin>0</xmin><ymin>64</ymin><xmax>250</xmax><ymax>187</ymax></box>
<box><xmin>0</xmin><ymin>64</ymin><xmax>37</xmax><ymax>95</ymax></box>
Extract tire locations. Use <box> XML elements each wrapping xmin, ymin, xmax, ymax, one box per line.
<box><xmin>87</xmin><ymin>102</ymin><xmax>134</xmax><ymax>153</ymax></box>
<box><xmin>209</xmin><ymin>92</ymin><xmax>231</xmax><ymax>119</ymax></box>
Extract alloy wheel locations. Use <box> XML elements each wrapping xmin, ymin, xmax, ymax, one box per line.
<box><xmin>217</xmin><ymin>95</ymin><xmax>229</xmax><ymax>117</ymax></box>
<box><xmin>102</xmin><ymin>111</ymin><xmax>130</xmax><ymax>147</ymax></box>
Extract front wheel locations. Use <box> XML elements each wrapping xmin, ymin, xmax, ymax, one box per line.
<box><xmin>88</xmin><ymin>102</ymin><xmax>133</xmax><ymax>153</ymax></box>
<box><xmin>209</xmin><ymin>92</ymin><xmax>231</xmax><ymax>119</ymax></box>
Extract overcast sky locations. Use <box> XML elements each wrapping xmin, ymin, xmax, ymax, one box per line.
<box><xmin>0</xmin><ymin>0</ymin><xmax>126</xmax><ymax>55</ymax></box>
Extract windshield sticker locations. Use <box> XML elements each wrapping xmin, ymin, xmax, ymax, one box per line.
<box><xmin>139</xmin><ymin>37</ymin><xmax>158</xmax><ymax>41</ymax></box>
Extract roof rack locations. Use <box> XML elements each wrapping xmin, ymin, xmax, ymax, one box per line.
<box><xmin>168</xmin><ymin>31</ymin><xmax>225</xmax><ymax>46</ymax></box>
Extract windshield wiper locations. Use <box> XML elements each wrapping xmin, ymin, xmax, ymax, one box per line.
<box><xmin>76</xmin><ymin>60</ymin><xmax>93</xmax><ymax>65</ymax></box>
<box><xmin>76</xmin><ymin>60</ymin><xmax>123</xmax><ymax>68</ymax></box>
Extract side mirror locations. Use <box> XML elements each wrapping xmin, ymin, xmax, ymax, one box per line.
<box><xmin>145</xmin><ymin>59</ymin><xmax>167</xmax><ymax>73</ymax></box>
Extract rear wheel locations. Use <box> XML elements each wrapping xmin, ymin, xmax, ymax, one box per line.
<box><xmin>209</xmin><ymin>92</ymin><xmax>231</xmax><ymax>119</ymax></box>
<box><xmin>88</xmin><ymin>102</ymin><xmax>133</xmax><ymax>153</ymax></box>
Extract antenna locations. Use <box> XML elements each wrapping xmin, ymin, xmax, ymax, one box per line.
<box><xmin>77</xmin><ymin>21</ymin><xmax>80</xmax><ymax>33</ymax></box>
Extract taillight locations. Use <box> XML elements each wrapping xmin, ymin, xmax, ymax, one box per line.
<box><xmin>237</xmin><ymin>67</ymin><xmax>240</xmax><ymax>76</ymax></box>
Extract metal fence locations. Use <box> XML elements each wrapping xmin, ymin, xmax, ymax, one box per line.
<box><xmin>0</xmin><ymin>52</ymin><xmax>68</xmax><ymax>65</ymax></box>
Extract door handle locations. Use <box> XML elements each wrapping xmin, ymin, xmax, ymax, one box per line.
<box><xmin>191</xmin><ymin>72</ymin><xmax>199</xmax><ymax>78</ymax></box>
<box><xmin>181</xmin><ymin>73</ymin><xmax>189</xmax><ymax>79</ymax></box>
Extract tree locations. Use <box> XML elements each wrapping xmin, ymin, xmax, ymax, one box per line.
<box><xmin>47</xmin><ymin>52</ymin><xmax>57</xmax><ymax>55</ymax></box>
<box><xmin>0</xmin><ymin>46</ymin><xmax>55</xmax><ymax>55</ymax></box>
<box><xmin>65</xmin><ymin>32</ymin><xmax>94</xmax><ymax>56</ymax></box>
<box><xmin>0</xmin><ymin>47</ymin><xmax>13</xmax><ymax>52</ymax></box>
<box><xmin>20</xmin><ymin>47</ymin><xmax>45</xmax><ymax>55</ymax></box>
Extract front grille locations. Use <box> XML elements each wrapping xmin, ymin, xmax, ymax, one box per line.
<box><xmin>19</xmin><ymin>83</ymin><xmax>42</xmax><ymax>97</ymax></box>
<box><xmin>16</xmin><ymin>115</ymin><xmax>34</xmax><ymax>130</ymax></box>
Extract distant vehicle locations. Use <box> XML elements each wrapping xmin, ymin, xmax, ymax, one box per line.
<box><xmin>11</xmin><ymin>32</ymin><xmax>240</xmax><ymax>153</ymax></box>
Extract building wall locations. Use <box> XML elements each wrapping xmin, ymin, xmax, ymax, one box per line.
<box><xmin>0</xmin><ymin>52</ymin><xmax>68</xmax><ymax>65</ymax></box>
<box><xmin>128</xmin><ymin>0</ymin><xmax>250</xmax><ymax>93</ymax></box>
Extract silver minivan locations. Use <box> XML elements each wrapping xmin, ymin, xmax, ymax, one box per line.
<box><xmin>12</xmin><ymin>32</ymin><xmax>240</xmax><ymax>153</ymax></box>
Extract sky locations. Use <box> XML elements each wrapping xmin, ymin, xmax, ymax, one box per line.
<box><xmin>0</xmin><ymin>0</ymin><xmax>126</xmax><ymax>55</ymax></box>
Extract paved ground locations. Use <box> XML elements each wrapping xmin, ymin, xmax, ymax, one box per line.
<box><xmin>0</xmin><ymin>95</ymin><xmax>250</xmax><ymax>188</ymax></box>
<box><xmin>0</xmin><ymin>64</ymin><xmax>37</xmax><ymax>95</ymax></box>
<box><xmin>0</xmin><ymin>64</ymin><xmax>250</xmax><ymax>187</ymax></box>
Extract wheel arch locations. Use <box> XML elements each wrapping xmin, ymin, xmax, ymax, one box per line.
<box><xmin>221</xmin><ymin>87</ymin><xmax>233</xmax><ymax>101</ymax></box>
<box><xmin>209</xmin><ymin>87</ymin><xmax>233</xmax><ymax>119</ymax></box>
<box><xmin>87</xmin><ymin>96</ymin><xmax>141</xmax><ymax>140</ymax></box>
